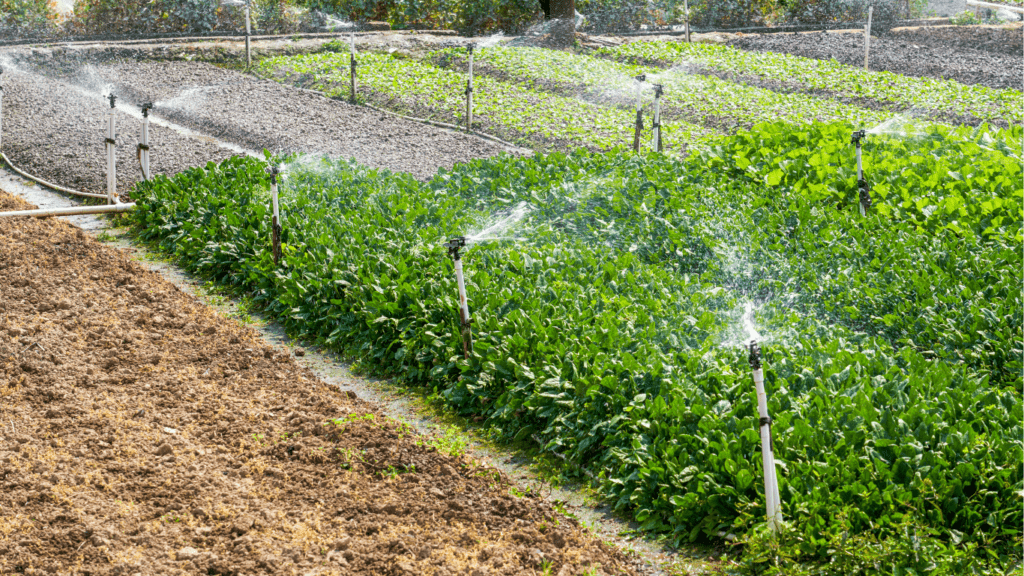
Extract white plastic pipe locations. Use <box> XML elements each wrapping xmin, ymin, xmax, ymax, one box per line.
<box><xmin>683</xmin><ymin>0</ymin><xmax>691</xmax><ymax>42</ymax></box>
<box><xmin>466</xmin><ymin>46</ymin><xmax>474</xmax><ymax>130</ymax></box>
<box><xmin>350</xmin><ymin>33</ymin><xmax>357</xmax><ymax>102</ymax></box>
<box><xmin>454</xmin><ymin>258</ymin><xmax>471</xmax><ymax>328</ymax></box>
<box><xmin>967</xmin><ymin>0</ymin><xmax>1024</xmax><ymax>13</ymax></box>
<box><xmin>245</xmin><ymin>1</ymin><xmax>252</xmax><ymax>68</ymax></box>
<box><xmin>0</xmin><ymin>79</ymin><xmax>4</xmax><ymax>153</ymax></box>
<box><xmin>633</xmin><ymin>76</ymin><xmax>644</xmax><ymax>152</ymax></box>
<box><xmin>1</xmin><ymin>152</ymin><xmax>107</xmax><ymax>199</ymax></box>
<box><xmin>0</xmin><ymin>202</ymin><xmax>135</xmax><ymax>218</ymax></box>
<box><xmin>864</xmin><ymin>6</ymin><xmax>873</xmax><ymax>70</ymax></box>
<box><xmin>140</xmin><ymin>116</ymin><xmax>151</xmax><ymax>181</ymax></box>
<box><xmin>106</xmin><ymin>109</ymin><xmax>117</xmax><ymax>205</ymax></box>
<box><xmin>271</xmin><ymin>179</ymin><xmax>280</xmax><ymax>225</ymax></box>
<box><xmin>856</xmin><ymin>140</ymin><xmax>866</xmax><ymax>216</ymax></box>
<box><xmin>752</xmin><ymin>358</ymin><xmax>782</xmax><ymax>531</ymax></box>
<box><xmin>652</xmin><ymin>87</ymin><xmax>662</xmax><ymax>152</ymax></box>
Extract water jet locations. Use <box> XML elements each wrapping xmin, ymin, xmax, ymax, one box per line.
<box><xmin>851</xmin><ymin>130</ymin><xmax>871</xmax><ymax>216</ymax></box>
<box><xmin>749</xmin><ymin>340</ymin><xmax>782</xmax><ymax>532</ymax></box>
<box><xmin>444</xmin><ymin>236</ymin><xmax>473</xmax><ymax>359</ymax></box>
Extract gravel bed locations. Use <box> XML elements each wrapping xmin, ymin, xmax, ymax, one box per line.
<box><xmin>730</xmin><ymin>30</ymin><xmax>1024</xmax><ymax>90</ymax></box>
<box><xmin>1</xmin><ymin>68</ymin><xmax>237</xmax><ymax>201</ymax></box>
<box><xmin>25</xmin><ymin>53</ymin><xmax>515</xmax><ymax>180</ymax></box>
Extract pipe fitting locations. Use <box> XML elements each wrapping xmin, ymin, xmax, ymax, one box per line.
<box><xmin>652</xmin><ymin>83</ymin><xmax>663</xmax><ymax>98</ymax></box>
<box><xmin>107</xmin><ymin>93</ymin><xmax>117</xmax><ymax>109</ymax></box>
<box><xmin>265</xmin><ymin>164</ymin><xmax>279</xmax><ymax>185</ymax></box>
<box><xmin>141</xmin><ymin>102</ymin><xmax>153</xmax><ymax>118</ymax></box>
<box><xmin>851</xmin><ymin>129</ymin><xmax>866</xmax><ymax>144</ymax></box>
<box><xmin>635</xmin><ymin>74</ymin><xmax>646</xmax><ymax>83</ymax></box>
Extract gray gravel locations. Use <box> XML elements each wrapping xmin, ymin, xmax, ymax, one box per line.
<box><xmin>29</xmin><ymin>54</ymin><xmax>514</xmax><ymax>181</ymax></box>
<box><xmin>731</xmin><ymin>29</ymin><xmax>1023</xmax><ymax>90</ymax></box>
<box><xmin>0</xmin><ymin>65</ymin><xmax>237</xmax><ymax>201</ymax></box>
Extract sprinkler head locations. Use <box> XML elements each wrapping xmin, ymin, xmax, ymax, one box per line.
<box><xmin>444</xmin><ymin>236</ymin><xmax>466</xmax><ymax>260</ymax></box>
<box><xmin>652</xmin><ymin>84</ymin><xmax>663</xmax><ymax>98</ymax></box>
<box><xmin>467</xmin><ymin>43</ymin><xmax>474</xmax><ymax>53</ymax></box>
<box><xmin>748</xmin><ymin>341</ymin><xmax>762</xmax><ymax>370</ymax></box>
<box><xmin>851</xmin><ymin>129</ymin><xmax>866</xmax><ymax>144</ymax></box>
<box><xmin>264</xmin><ymin>164</ymin><xmax>280</xmax><ymax>185</ymax></box>
<box><xmin>635</xmin><ymin>74</ymin><xmax>646</xmax><ymax>83</ymax></box>
<box><xmin>107</xmin><ymin>94</ymin><xmax>117</xmax><ymax>109</ymax></box>
<box><xmin>141</xmin><ymin>102</ymin><xmax>153</xmax><ymax>118</ymax></box>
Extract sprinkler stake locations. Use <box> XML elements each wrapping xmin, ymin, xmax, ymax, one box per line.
<box><xmin>445</xmin><ymin>236</ymin><xmax>473</xmax><ymax>359</ymax></box>
<box><xmin>851</xmin><ymin>130</ymin><xmax>871</xmax><ymax>216</ymax></box>
<box><xmin>633</xmin><ymin>74</ymin><xmax>646</xmax><ymax>152</ymax></box>
<box><xmin>349</xmin><ymin>34</ymin><xmax>358</xmax><ymax>103</ymax></box>
<box><xmin>265</xmin><ymin>165</ymin><xmax>282</xmax><ymax>264</ymax></box>
<box><xmin>651</xmin><ymin>84</ymin><xmax>663</xmax><ymax>152</ymax></box>
<box><xmin>750</xmin><ymin>340</ymin><xmax>782</xmax><ymax>532</ymax></box>
<box><xmin>105</xmin><ymin>94</ymin><xmax>118</xmax><ymax>204</ymax></box>
<box><xmin>244</xmin><ymin>0</ymin><xmax>252</xmax><ymax>68</ymax></box>
<box><xmin>465</xmin><ymin>44</ymin><xmax>474</xmax><ymax>131</ymax></box>
<box><xmin>137</xmin><ymin>103</ymin><xmax>153</xmax><ymax>181</ymax></box>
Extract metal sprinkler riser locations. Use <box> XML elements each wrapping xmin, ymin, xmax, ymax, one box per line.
<box><xmin>851</xmin><ymin>130</ymin><xmax>872</xmax><ymax>216</ymax></box>
<box><xmin>651</xmin><ymin>83</ymin><xmax>664</xmax><ymax>153</ymax></box>
<box><xmin>465</xmin><ymin>44</ymin><xmax>475</xmax><ymax>131</ymax></box>
<box><xmin>445</xmin><ymin>236</ymin><xmax>474</xmax><ymax>358</ymax></box>
<box><xmin>137</xmin><ymin>103</ymin><xmax>153</xmax><ymax>181</ymax></box>
<box><xmin>265</xmin><ymin>164</ymin><xmax>282</xmax><ymax>264</ymax></box>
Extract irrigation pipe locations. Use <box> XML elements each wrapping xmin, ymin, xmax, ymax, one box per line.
<box><xmin>966</xmin><ymin>0</ymin><xmax>1024</xmax><ymax>13</ymax></box>
<box><xmin>0</xmin><ymin>202</ymin><xmax>135</xmax><ymax>218</ymax></box>
<box><xmin>362</xmin><ymin>102</ymin><xmax>527</xmax><ymax>153</ymax></box>
<box><xmin>0</xmin><ymin>152</ymin><xmax>108</xmax><ymax>200</ymax></box>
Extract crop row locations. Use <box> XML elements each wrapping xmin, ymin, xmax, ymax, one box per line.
<box><xmin>430</xmin><ymin>46</ymin><xmax>890</xmax><ymax>133</ymax></box>
<box><xmin>256</xmin><ymin>51</ymin><xmax>718</xmax><ymax>153</ymax></box>
<box><xmin>598</xmin><ymin>40</ymin><xmax>1023</xmax><ymax>127</ymax></box>
<box><xmin>129</xmin><ymin>121</ymin><xmax>1022</xmax><ymax>573</ymax></box>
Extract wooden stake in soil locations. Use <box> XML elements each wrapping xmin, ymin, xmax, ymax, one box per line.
<box><xmin>864</xmin><ymin>6</ymin><xmax>873</xmax><ymax>71</ymax></box>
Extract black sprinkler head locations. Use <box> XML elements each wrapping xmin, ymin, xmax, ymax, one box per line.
<box><xmin>107</xmin><ymin>94</ymin><xmax>117</xmax><ymax>109</ymax></box>
<box><xmin>851</xmin><ymin>129</ymin><xmax>866</xmax><ymax>144</ymax></box>
<box><xmin>141</xmin><ymin>102</ymin><xmax>153</xmax><ymax>117</ymax></box>
<box><xmin>445</xmin><ymin>236</ymin><xmax>467</xmax><ymax>259</ymax></box>
<box><xmin>265</xmin><ymin>164</ymin><xmax>280</xmax><ymax>184</ymax></box>
<box><xmin>653</xmin><ymin>84</ymin><xmax>664</xmax><ymax>97</ymax></box>
<box><xmin>748</xmin><ymin>341</ymin><xmax>762</xmax><ymax>370</ymax></box>
<box><xmin>635</xmin><ymin>74</ymin><xmax>646</xmax><ymax>83</ymax></box>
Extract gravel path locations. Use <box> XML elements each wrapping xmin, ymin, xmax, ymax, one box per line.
<box><xmin>1</xmin><ymin>67</ymin><xmax>237</xmax><ymax>201</ymax></box>
<box><xmin>731</xmin><ymin>30</ymin><xmax>1023</xmax><ymax>90</ymax></box>
<box><xmin>39</xmin><ymin>56</ymin><xmax>514</xmax><ymax>180</ymax></box>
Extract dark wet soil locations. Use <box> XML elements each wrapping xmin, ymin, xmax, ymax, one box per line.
<box><xmin>731</xmin><ymin>28</ymin><xmax>1024</xmax><ymax>90</ymax></box>
<box><xmin>0</xmin><ymin>189</ymin><xmax>643</xmax><ymax>576</ymax></box>
<box><xmin>887</xmin><ymin>24</ymin><xmax>1023</xmax><ymax>56</ymax></box>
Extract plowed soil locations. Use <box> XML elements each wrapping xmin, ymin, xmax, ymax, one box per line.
<box><xmin>0</xmin><ymin>189</ymin><xmax>641</xmax><ymax>576</ymax></box>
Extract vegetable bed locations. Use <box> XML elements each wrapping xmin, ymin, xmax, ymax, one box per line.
<box><xmin>129</xmin><ymin>121</ymin><xmax>1022</xmax><ymax>574</ymax></box>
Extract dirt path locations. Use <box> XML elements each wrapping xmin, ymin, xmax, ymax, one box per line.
<box><xmin>0</xmin><ymin>188</ymin><xmax>643</xmax><ymax>576</ymax></box>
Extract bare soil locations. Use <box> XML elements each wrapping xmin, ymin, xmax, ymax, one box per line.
<box><xmin>0</xmin><ymin>189</ymin><xmax>641</xmax><ymax>576</ymax></box>
<box><xmin>730</xmin><ymin>27</ymin><xmax>1024</xmax><ymax>90</ymax></box>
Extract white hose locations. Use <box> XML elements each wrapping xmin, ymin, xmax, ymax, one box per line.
<box><xmin>0</xmin><ymin>202</ymin><xmax>136</xmax><ymax>218</ymax></box>
<box><xmin>1</xmin><ymin>152</ymin><xmax>108</xmax><ymax>199</ymax></box>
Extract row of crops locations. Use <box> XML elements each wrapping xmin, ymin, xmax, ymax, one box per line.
<box><xmin>255</xmin><ymin>40</ymin><xmax>1021</xmax><ymax>154</ymax></box>
<box><xmin>129</xmin><ymin>114</ymin><xmax>1023</xmax><ymax>573</ymax></box>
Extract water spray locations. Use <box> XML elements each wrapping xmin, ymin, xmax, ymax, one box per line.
<box><xmin>851</xmin><ymin>130</ymin><xmax>871</xmax><ymax>216</ymax></box>
<box><xmin>444</xmin><ymin>236</ymin><xmax>473</xmax><ymax>359</ymax></box>
<box><xmin>349</xmin><ymin>33</ymin><xmax>358</xmax><ymax>103</ymax></box>
<box><xmin>105</xmin><ymin>93</ymin><xmax>118</xmax><ymax>205</ymax></box>
<box><xmin>632</xmin><ymin>74</ymin><xmax>645</xmax><ymax>152</ymax></box>
<box><xmin>749</xmin><ymin>341</ymin><xmax>782</xmax><ymax>532</ymax></box>
<box><xmin>651</xmin><ymin>84</ymin><xmax>663</xmax><ymax>152</ymax></box>
<box><xmin>265</xmin><ymin>164</ymin><xmax>282</xmax><ymax>264</ymax></box>
<box><xmin>137</xmin><ymin>103</ymin><xmax>152</xmax><ymax>181</ymax></box>
<box><xmin>465</xmin><ymin>44</ymin><xmax>475</xmax><ymax>131</ymax></box>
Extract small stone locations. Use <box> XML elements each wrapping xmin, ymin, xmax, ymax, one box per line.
<box><xmin>163</xmin><ymin>427</ymin><xmax>178</xmax><ymax>435</ymax></box>
<box><xmin>428</xmin><ymin>487</ymin><xmax>445</xmax><ymax>499</ymax></box>
<box><xmin>155</xmin><ymin>443</ymin><xmax>173</xmax><ymax>456</ymax></box>
<box><xmin>294</xmin><ymin>348</ymin><xmax>306</xmax><ymax>357</ymax></box>
<box><xmin>176</xmin><ymin>546</ymin><xmax>199</xmax><ymax>561</ymax></box>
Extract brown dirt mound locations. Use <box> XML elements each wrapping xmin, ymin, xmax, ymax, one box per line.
<box><xmin>0</xmin><ymin>189</ymin><xmax>641</xmax><ymax>576</ymax></box>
